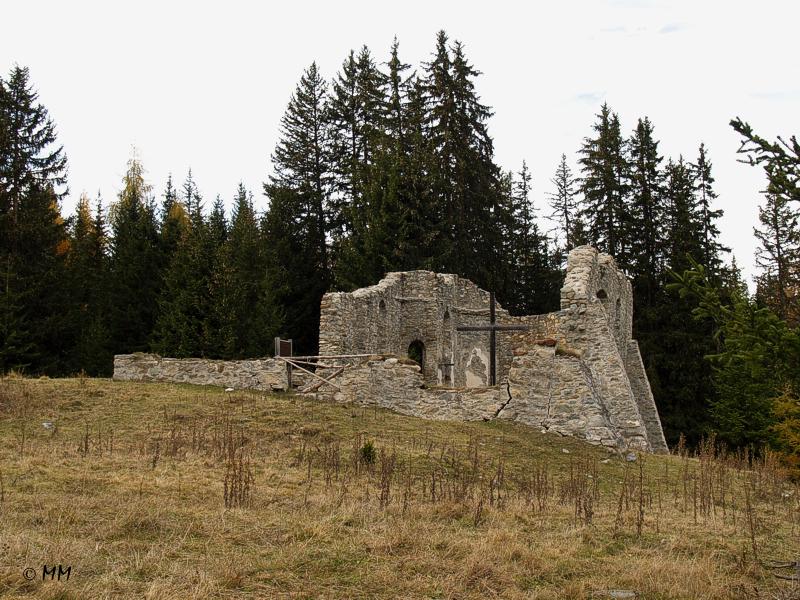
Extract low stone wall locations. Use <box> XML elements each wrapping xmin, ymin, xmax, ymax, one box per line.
<box><xmin>113</xmin><ymin>353</ymin><xmax>287</xmax><ymax>391</ymax></box>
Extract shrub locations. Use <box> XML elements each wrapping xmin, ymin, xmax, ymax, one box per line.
<box><xmin>360</xmin><ymin>440</ymin><xmax>376</xmax><ymax>465</ymax></box>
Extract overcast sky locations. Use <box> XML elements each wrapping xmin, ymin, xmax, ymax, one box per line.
<box><xmin>2</xmin><ymin>0</ymin><xmax>797</xmax><ymax>282</ymax></box>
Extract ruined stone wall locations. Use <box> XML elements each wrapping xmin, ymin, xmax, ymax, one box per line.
<box><xmin>500</xmin><ymin>247</ymin><xmax>666</xmax><ymax>452</ymax></box>
<box><xmin>112</xmin><ymin>247</ymin><xmax>667</xmax><ymax>454</ymax></box>
<box><xmin>316</xmin><ymin>248</ymin><xmax>667</xmax><ymax>453</ymax></box>
<box><xmin>497</xmin><ymin>344</ymin><xmax>625</xmax><ymax>449</ymax></box>
<box><xmin>319</xmin><ymin>271</ymin><xmax>512</xmax><ymax>388</ymax></box>
<box><xmin>625</xmin><ymin>341</ymin><xmax>668</xmax><ymax>453</ymax></box>
<box><xmin>313</xmin><ymin>356</ymin><xmax>508</xmax><ymax>422</ymax></box>
<box><xmin>113</xmin><ymin>353</ymin><xmax>287</xmax><ymax>391</ymax></box>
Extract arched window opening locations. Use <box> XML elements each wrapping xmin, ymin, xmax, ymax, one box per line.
<box><xmin>596</xmin><ymin>289</ymin><xmax>608</xmax><ymax>300</ymax></box>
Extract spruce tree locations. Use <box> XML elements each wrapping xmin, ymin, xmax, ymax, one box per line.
<box><xmin>264</xmin><ymin>63</ymin><xmax>332</xmax><ymax>353</ymax></box>
<box><xmin>731</xmin><ymin>117</ymin><xmax>799</xmax><ymax>205</ymax></box>
<box><xmin>578</xmin><ymin>103</ymin><xmax>632</xmax><ymax>270</ymax></box>
<box><xmin>652</xmin><ymin>156</ymin><xmax>717</xmax><ymax>445</ymax></box>
<box><xmin>627</xmin><ymin>117</ymin><xmax>665</xmax><ymax>289</ymax></box>
<box><xmin>394</xmin><ymin>74</ymin><xmax>436</xmax><ymax>272</ymax></box>
<box><xmin>546</xmin><ymin>153</ymin><xmax>579</xmax><ymax>252</ymax></box>
<box><xmin>664</xmin><ymin>157</ymin><xmax>703</xmax><ymax>273</ymax></box>
<box><xmin>208</xmin><ymin>184</ymin><xmax>282</xmax><ymax>358</ymax></box>
<box><xmin>506</xmin><ymin>162</ymin><xmax>559</xmax><ymax>314</ymax></box>
<box><xmin>65</xmin><ymin>193</ymin><xmax>112</xmax><ymax>374</ymax></box>
<box><xmin>690</xmin><ymin>143</ymin><xmax>728</xmax><ymax>275</ymax></box>
<box><xmin>159</xmin><ymin>174</ymin><xmax>184</xmax><ymax>261</ymax></box>
<box><xmin>108</xmin><ymin>154</ymin><xmax>162</xmax><ymax>354</ymax></box>
<box><xmin>753</xmin><ymin>186</ymin><xmax>800</xmax><ymax>324</ymax></box>
<box><xmin>422</xmin><ymin>32</ymin><xmax>505</xmax><ymax>293</ymax></box>
<box><xmin>152</xmin><ymin>171</ymin><xmax>214</xmax><ymax>357</ymax></box>
<box><xmin>0</xmin><ymin>66</ymin><xmax>70</xmax><ymax>373</ymax></box>
<box><xmin>327</xmin><ymin>46</ymin><xmax>387</xmax><ymax>244</ymax></box>
<box><xmin>0</xmin><ymin>65</ymin><xmax>68</xmax><ymax>231</ymax></box>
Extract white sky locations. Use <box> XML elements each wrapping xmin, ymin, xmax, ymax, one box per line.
<box><xmin>2</xmin><ymin>0</ymin><xmax>798</xmax><ymax>282</ymax></box>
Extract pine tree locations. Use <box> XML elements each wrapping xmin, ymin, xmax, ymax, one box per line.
<box><xmin>546</xmin><ymin>153</ymin><xmax>579</xmax><ymax>252</ymax></box>
<box><xmin>264</xmin><ymin>63</ymin><xmax>333</xmax><ymax>354</ymax></box>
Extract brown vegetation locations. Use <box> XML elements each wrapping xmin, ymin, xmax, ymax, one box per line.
<box><xmin>0</xmin><ymin>377</ymin><xmax>798</xmax><ymax>599</ymax></box>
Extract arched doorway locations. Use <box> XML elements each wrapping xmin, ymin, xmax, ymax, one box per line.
<box><xmin>407</xmin><ymin>340</ymin><xmax>425</xmax><ymax>374</ymax></box>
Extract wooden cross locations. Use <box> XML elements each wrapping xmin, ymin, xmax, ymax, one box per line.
<box><xmin>456</xmin><ymin>292</ymin><xmax>530</xmax><ymax>386</ymax></box>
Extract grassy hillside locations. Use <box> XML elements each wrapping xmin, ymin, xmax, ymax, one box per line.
<box><xmin>0</xmin><ymin>377</ymin><xmax>798</xmax><ymax>599</ymax></box>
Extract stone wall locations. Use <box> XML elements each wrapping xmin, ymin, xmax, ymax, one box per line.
<box><xmin>315</xmin><ymin>246</ymin><xmax>668</xmax><ymax>453</ymax></box>
<box><xmin>625</xmin><ymin>341</ymin><xmax>668</xmax><ymax>453</ymax></box>
<box><xmin>313</xmin><ymin>356</ymin><xmax>508</xmax><ymax>422</ymax></box>
<box><xmin>112</xmin><ymin>246</ymin><xmax>668</xmax><ymax>454</ymax></box>
<box><xmin>113</xmin><ymin>353</ymin><xmax>288</xmax><ymax>391</ymax></box>
<box><xmin>319</xmin><ymin>271</ymin><xmax>512</xmax><ymax>388</ymax></box>
<box><xmin>500</xmin><ymin>247</ymin><xmax>667</xmax><ymax>452</ymax></box>
<box><xmin>497</xmin><ymin>344</ymin><xmax>625</xmax><ymax>449</ymax></box>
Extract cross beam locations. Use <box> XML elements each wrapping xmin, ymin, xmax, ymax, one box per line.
<box><xmin>456</xmin><ymin>292</ymin><xmax>531</xmax><ymax>385</ymax></box>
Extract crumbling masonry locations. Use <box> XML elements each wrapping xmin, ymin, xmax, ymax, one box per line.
<box><xmin>316</xmin><ymin>245</ymin><xmax>666</xmax><ymax>453</ymax></box>
<box><xmin>114</xmin><ymin>246</ymin><xmax>668</xmax><ymax>453</ymax></box>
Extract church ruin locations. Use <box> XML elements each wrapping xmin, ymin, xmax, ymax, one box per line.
<box><xmin>114</xmin><ymin>245</ymin><xmax>668</xmax><ymax>453</ymax></box>
<box><xmin>317</xmin><ymin>245</ymin><xmax>667</xmax><ymax>453</ymax></box>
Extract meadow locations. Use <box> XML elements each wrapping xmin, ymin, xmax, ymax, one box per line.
<box><xmin>0</xmin><ymin>376</ymin><xmax>798</xmax><ymax>599</ymax></box>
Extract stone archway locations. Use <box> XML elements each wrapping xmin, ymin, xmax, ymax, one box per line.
<box><xmin>407</xmin><ymin>340</ymin><xmax>425</xmax><ymax>375</ymax></box>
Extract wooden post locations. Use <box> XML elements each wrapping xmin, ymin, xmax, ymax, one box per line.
<box><xmin>274</xmin><ymin>337</ymin><xmax>293</xmax><ymax>389</ymax></box>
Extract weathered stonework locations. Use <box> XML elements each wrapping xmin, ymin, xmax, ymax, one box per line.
<box><xmin>319</xmin><ymin>271</ymin><xmax>512</xmax><ymax>388</ymax></box>
<box><xmin>312</xmin><ymin>356</ymin><xmax>508</xmax><ymax>422</ymax></box>
<box><xmin>318</xmin><ymin>246</ymin><xmax>668</xmax><ymax>453</ymax></box>
<box><xmin>112</xmin><ymin>245</ymin><xmax>668</xmax><ymax>454</ymax></box>
<box><xmin>113</xmin><ymin>353</ymin><xmax>287</xmax><ymax>391</ymax></box>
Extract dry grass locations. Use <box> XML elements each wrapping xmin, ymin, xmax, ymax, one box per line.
<box><xmin>0</xmin><ymin>376</ymin><xmax>798</xmax><ymax>599</ymax></box>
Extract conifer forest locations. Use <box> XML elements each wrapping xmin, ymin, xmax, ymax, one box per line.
<box><xmin>1</xmin><ymin>32</ymin><xmax>799</xmax><ymax>468</ymax></box>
